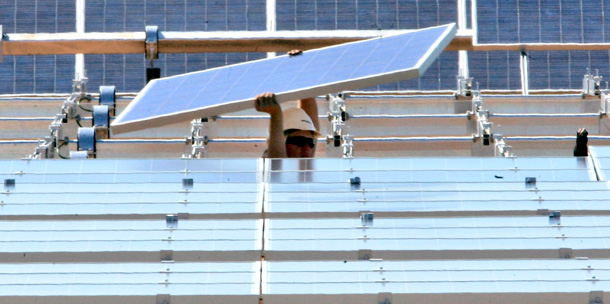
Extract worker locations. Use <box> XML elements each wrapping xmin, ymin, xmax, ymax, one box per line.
<box><xmin>255</xmin><ymin>92</ymin><xmax>320</xmax><ymax>158</ymax></box>
<box><xmin>573</xmin><ymin>128</ymin><xmax>588</xmax><ymax>156</ymax></box>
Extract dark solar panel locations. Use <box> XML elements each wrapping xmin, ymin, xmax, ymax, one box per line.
<box><xmin>83</xmin><ymin>0</ymin><xmax>267</xmax><ymax>92</ymax></box>
<box><xmin>477</xmin><ymin>0</ymin><xmax>610</xmax><ymax>43</ymax></box>
<box><xmin>468</xmin><ymin>51</ymin><xmax>522</xmax><ymax>90</ymax></box>
<box><xmin>0</xmin><ymin>0</ymin><xmax>75</xmax><ymax>94</ymax></box>
<box><xmin>277</xmin><ymin>0</ymin><xmax>458</xmax><ymax>91</ymax></box>
<box><xmin>528</xmin><ymin>50</ymin><xmax>610</xmax><ymax>90</ymax></box>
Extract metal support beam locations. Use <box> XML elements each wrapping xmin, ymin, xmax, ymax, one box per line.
<box><xmin>6</xmin><ymin>29</ymin><xmax>610</xmax><ymax>56</ymax></box>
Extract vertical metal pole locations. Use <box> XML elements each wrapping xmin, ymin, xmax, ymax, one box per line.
<box><xmin>520</xmin><ymin>51</ymin><xmax>529</xmax><ymax>95</ymax></box>
<box><xmin>75</xmin><ymin>0</ymin><xmax>86</xmax><ymax>78</ymax></box>
<box><xmin>266</xmin><ymin>0</ymin><xmax>277</xmax><ymax>59</ymax></box>
<box><xmin>471</xmin><ymin>0</ymin><xmax>478</xmax><ymax>45</ymax></box>
<box><xmin>457</xmin><ymin>0</ymin><xmax>469</xmax><ymax>78</ymax></box>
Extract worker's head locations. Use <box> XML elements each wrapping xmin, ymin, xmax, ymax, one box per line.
<box><xmin>283</xmin><ymin>107</ymin><xmax>319</xmax><ymax>158</ymax></box>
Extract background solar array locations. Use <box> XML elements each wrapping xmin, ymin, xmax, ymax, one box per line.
<box><xmin>2</xmin><ymin>2</ymin><xmax>610</xmax><ymax>92</ymax></box>
<box><xmin>475</xmin><ymin>0</ymin><xmax>610</xmax><ymax>90</ymax></box>
<box><xmin>0</xmin><ymin>0</ymin><xmax>75</xmax><ymax>94</ymax></box>
<box><xmin>275</xmin><ymin>0</ymin><xmax>459</xmax><ymax>91</ymax></box>
<box><xmin>84</xmin><ymin>0</ymin><xmax>267</xmax><ymax>92</ymax></box>
<box><xmin>477</xmin><ymin>0</ymin><xmax>610</xmax><ymax>44</ymax></box>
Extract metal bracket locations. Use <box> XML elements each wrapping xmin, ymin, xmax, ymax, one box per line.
<box><xmin>590</xmin><ymin>291</ymin><xmax>604</xmax><ymax>304</ymax></box>
<box><xmin>358</xmin><ymin>249</ymin><xmax>373</xmax><ymax>260</ymax></box>
<box><xmin>455</xmin><ymin>74</ymin><xmax>473</xmax><ymax>98</ymax></box>
<box><xmin>342</xmin><ymin>135</ymin><xmax>354</xmax><ymax>158</ymax></box>
<box><xmin>360</xmin><ymin>212</ymin><xmax>374</xmax><ymax>226</ymax></box>
<box><xmin>62</xmin><ymin>72</ymin><xmax>91</xmax><ymax>120</ymax></box>
<box><xmin>558</xmin><ymin>247</ymin><xmax>573</xmax><ymax>259</ymax></box>
<box><xmin>378</xmin><ymin>292</ymin><xmax>392</xmax><ymax>304</ymax></box>
<box><xmin>182</xmin><ymin>178</ymin><xmax>194</xmax><ymax>189</ymax></box>
<box><xmin>549</xmin><ymin>211</ymin><xmax>561</xmax><ymax>225</ymax></box>
<box><xmin>166</xmin><ymin>214</ymin><xmax>179</xmax><ymax>229</ymax></box>
<box><xmin>156</xmin><ymin>294</ymin><xmax>171</xmax><ymax>304</ymax></box>
<box><xmin>160</xmin><ymin>250</ymin><xmax>174</xmax><ymax>262</ymax></box>
<box><xmin>470</xmin><ymin>92</ymin><xmax>511</xmax><ymax>156</ymax></box>
<box><xmin>493</xmin><ymin>134</ymin><xmax>513</xmax><ymax>157</ymax></box>
<box><xmin>326</xmin><ymin>93</ymin><xmax>351</xmax><ymax>157</ymax></box>
<box><xmin>350</xmin><ymin>176</ymin><xmax>361</xmax><ymax>190</ymax></box>
<box><xmin>583</xmin><ymin>68</ymin><xmax>603</xmax><ymax>97</ymax></box>
<box><xmin>184</xmin><ymin>118</ymin><xmax>210</xmax><ymax>159</ymax></box>
<box><xmin>4</xmin><ymin>179</ymin><xmax>15</xmax><ymax>192</ymax></box>
<box><xmin>145</xmin><ymin>25</ymin><xmax>159</xmax><ymax>65</ymax></box>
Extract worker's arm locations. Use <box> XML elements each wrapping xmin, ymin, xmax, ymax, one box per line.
<box><xmin>298</xmin><ymin>97</ymin><xmax>320</xmax><ymax>132</ymax></box>
<box><xmin>255</xmin><ymin>92</ymin><xmax>287</xmax><ymax>158</ymax></box>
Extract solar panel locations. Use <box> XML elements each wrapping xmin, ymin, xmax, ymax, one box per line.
<box><xmin>0</xmin><ymin>262</ymin><xmax>259</xmax><ymax>297</ymax></box>
<box><xmin>0</xmin><ymin>219</ymin><xmax>262</xmax><ymax>262</ymax></box>
<box><xmin>264</xmin><ymin>259</ymin><xmax>610</xmax><ymax>301</ymax></box>
<box><xmin>476</xmin><ymin>0</ymin><xmax>609</xmax><ymax>44</ymax></box>
<box><xmin>265</xmin><ymin>216</ymin><xmax>610</xmax><ymax>260</ymax></box>
<box><xmin>0</xmin><ymin>159</ymin><xmax>262</xmax><ymax>218</ymax></box>
<box><xmin>0</xmin><ymin>1</ymin><xmax>76</xmax><ymax>94</ymax></box>
<box><xmin>590</xmin><ymin>146</ymin><xmax>610</xmax><ymax>181</ymax></box>
<box><xmin>110</xmin><ymin>23</ymin><xmax>457</xmax><ymax>134</ymax></box>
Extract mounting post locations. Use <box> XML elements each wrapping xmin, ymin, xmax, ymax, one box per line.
<box><xmin>146</xmin><ymin>25</ymin><xmax>161</xmax><ymax>82</ymax></box>
<box><xmin>326</xmin><ymin>93</ymin><xmax>351</xmax><ymax>157</ymax></box>
<box><xmin>455</xmin><ymin>73</ymin><xmax>473</xmax><ymax>98</ymax></box>
<box><xmin>471</xmin><ymin>93</ymin><xmax>492</xmax><ymax>146</ymax></box>
<box><xmin>583</xmin><ymin>68</ymin><xmax>602</xmax><ymax>97</ymax></box>
<box><xmin>493</xmin><ymin>134</ymin><xmax>513</xmax><ymax>157</ymax></box>
<box><xmin>184</xmin><ymin>118</ymin><xmax>210</xmax><ymax>159</ymax></box>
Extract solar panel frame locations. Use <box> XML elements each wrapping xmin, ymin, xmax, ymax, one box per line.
<box><xmin>111</xmin><ymin>23</ymin><xmax>457</xmax><ymax>134</ymax></box>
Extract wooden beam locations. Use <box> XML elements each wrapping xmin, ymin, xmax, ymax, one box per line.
<box><xmin>3</xmin><ymin>30</ymin><xmax>610</xmax><ymax>56</ymax></box>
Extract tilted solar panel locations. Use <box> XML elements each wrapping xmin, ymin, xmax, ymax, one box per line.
<box><xmin>111</xmin><ymin>23</ymin><xmax>457</xmax><ymax>134</ymax></box>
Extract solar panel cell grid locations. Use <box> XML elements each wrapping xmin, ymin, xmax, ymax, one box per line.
<box><xmin>276</xmin><ymin>0</ymin><xmax>457</xmax><ymax>91</ymax></box>
<box><xmin>0</xmin><ymin>1</ymin><xmax>75</xmax><ymax>94</ymax></box>
<box><xmin>468</xmin><ymin>51</ymin><xmax>522</xmax><ymax>90</ymax></box>
<box><xmin>81</xmin><ymin>0</ymin><xmax>267</xmax><ymax>92</ymax></box>
<box><xmin>477</xmin><ymin>0</ymin><xmax>610</xmax><ymax>43</ymax></box>
<box><xmin>111</xmin><ymin>24</ymin><xmax>456</xmax><ymax>133</ymax></box>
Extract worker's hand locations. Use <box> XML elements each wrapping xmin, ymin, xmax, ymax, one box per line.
<box><xmin>255</xmin><ymin>92</ymin><xmax>281</xmax><ymax>115</ymax></box>
<box><xmin>287</xmin><ymin>49</ymin><xmax>303</xmax><ymax>56</ymax></box>
<box><xmin>577</xmin><ymin>128</ymin><xmax>588</xmax><ymax>137</ymax></box>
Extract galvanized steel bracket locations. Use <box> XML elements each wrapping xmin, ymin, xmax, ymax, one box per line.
<box><xmin>558</xmin><ymin>247</ymin><xmax>573</xmax><ymax>259</ymax></box>
<box><xmin>145</xmin><ymin>25</ymin><xmax>159</xmax><ymax>63</ymax></box>
<box><xmin>156</xmin><ymin>294</ymin><xmax>171</xmax><ymax>304</ymax></box>
<box><xmin>358</xmin><ymin>249</ymin><xmax>373</xmax><ymax>260</ymax></box>
<box><xmin>160</xmin><ymin>250</ymin><xmax>174</xmax><ymax>261</ymax></box>
<box><xmin>590</xmin><ymin>291</ymin><xmax>604</xmax><ymax>304</ymax></box>
<box><xmin>378</xmin><ymin>292</ymin><xmax>392</xmax><ymax>304</ymax></box>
